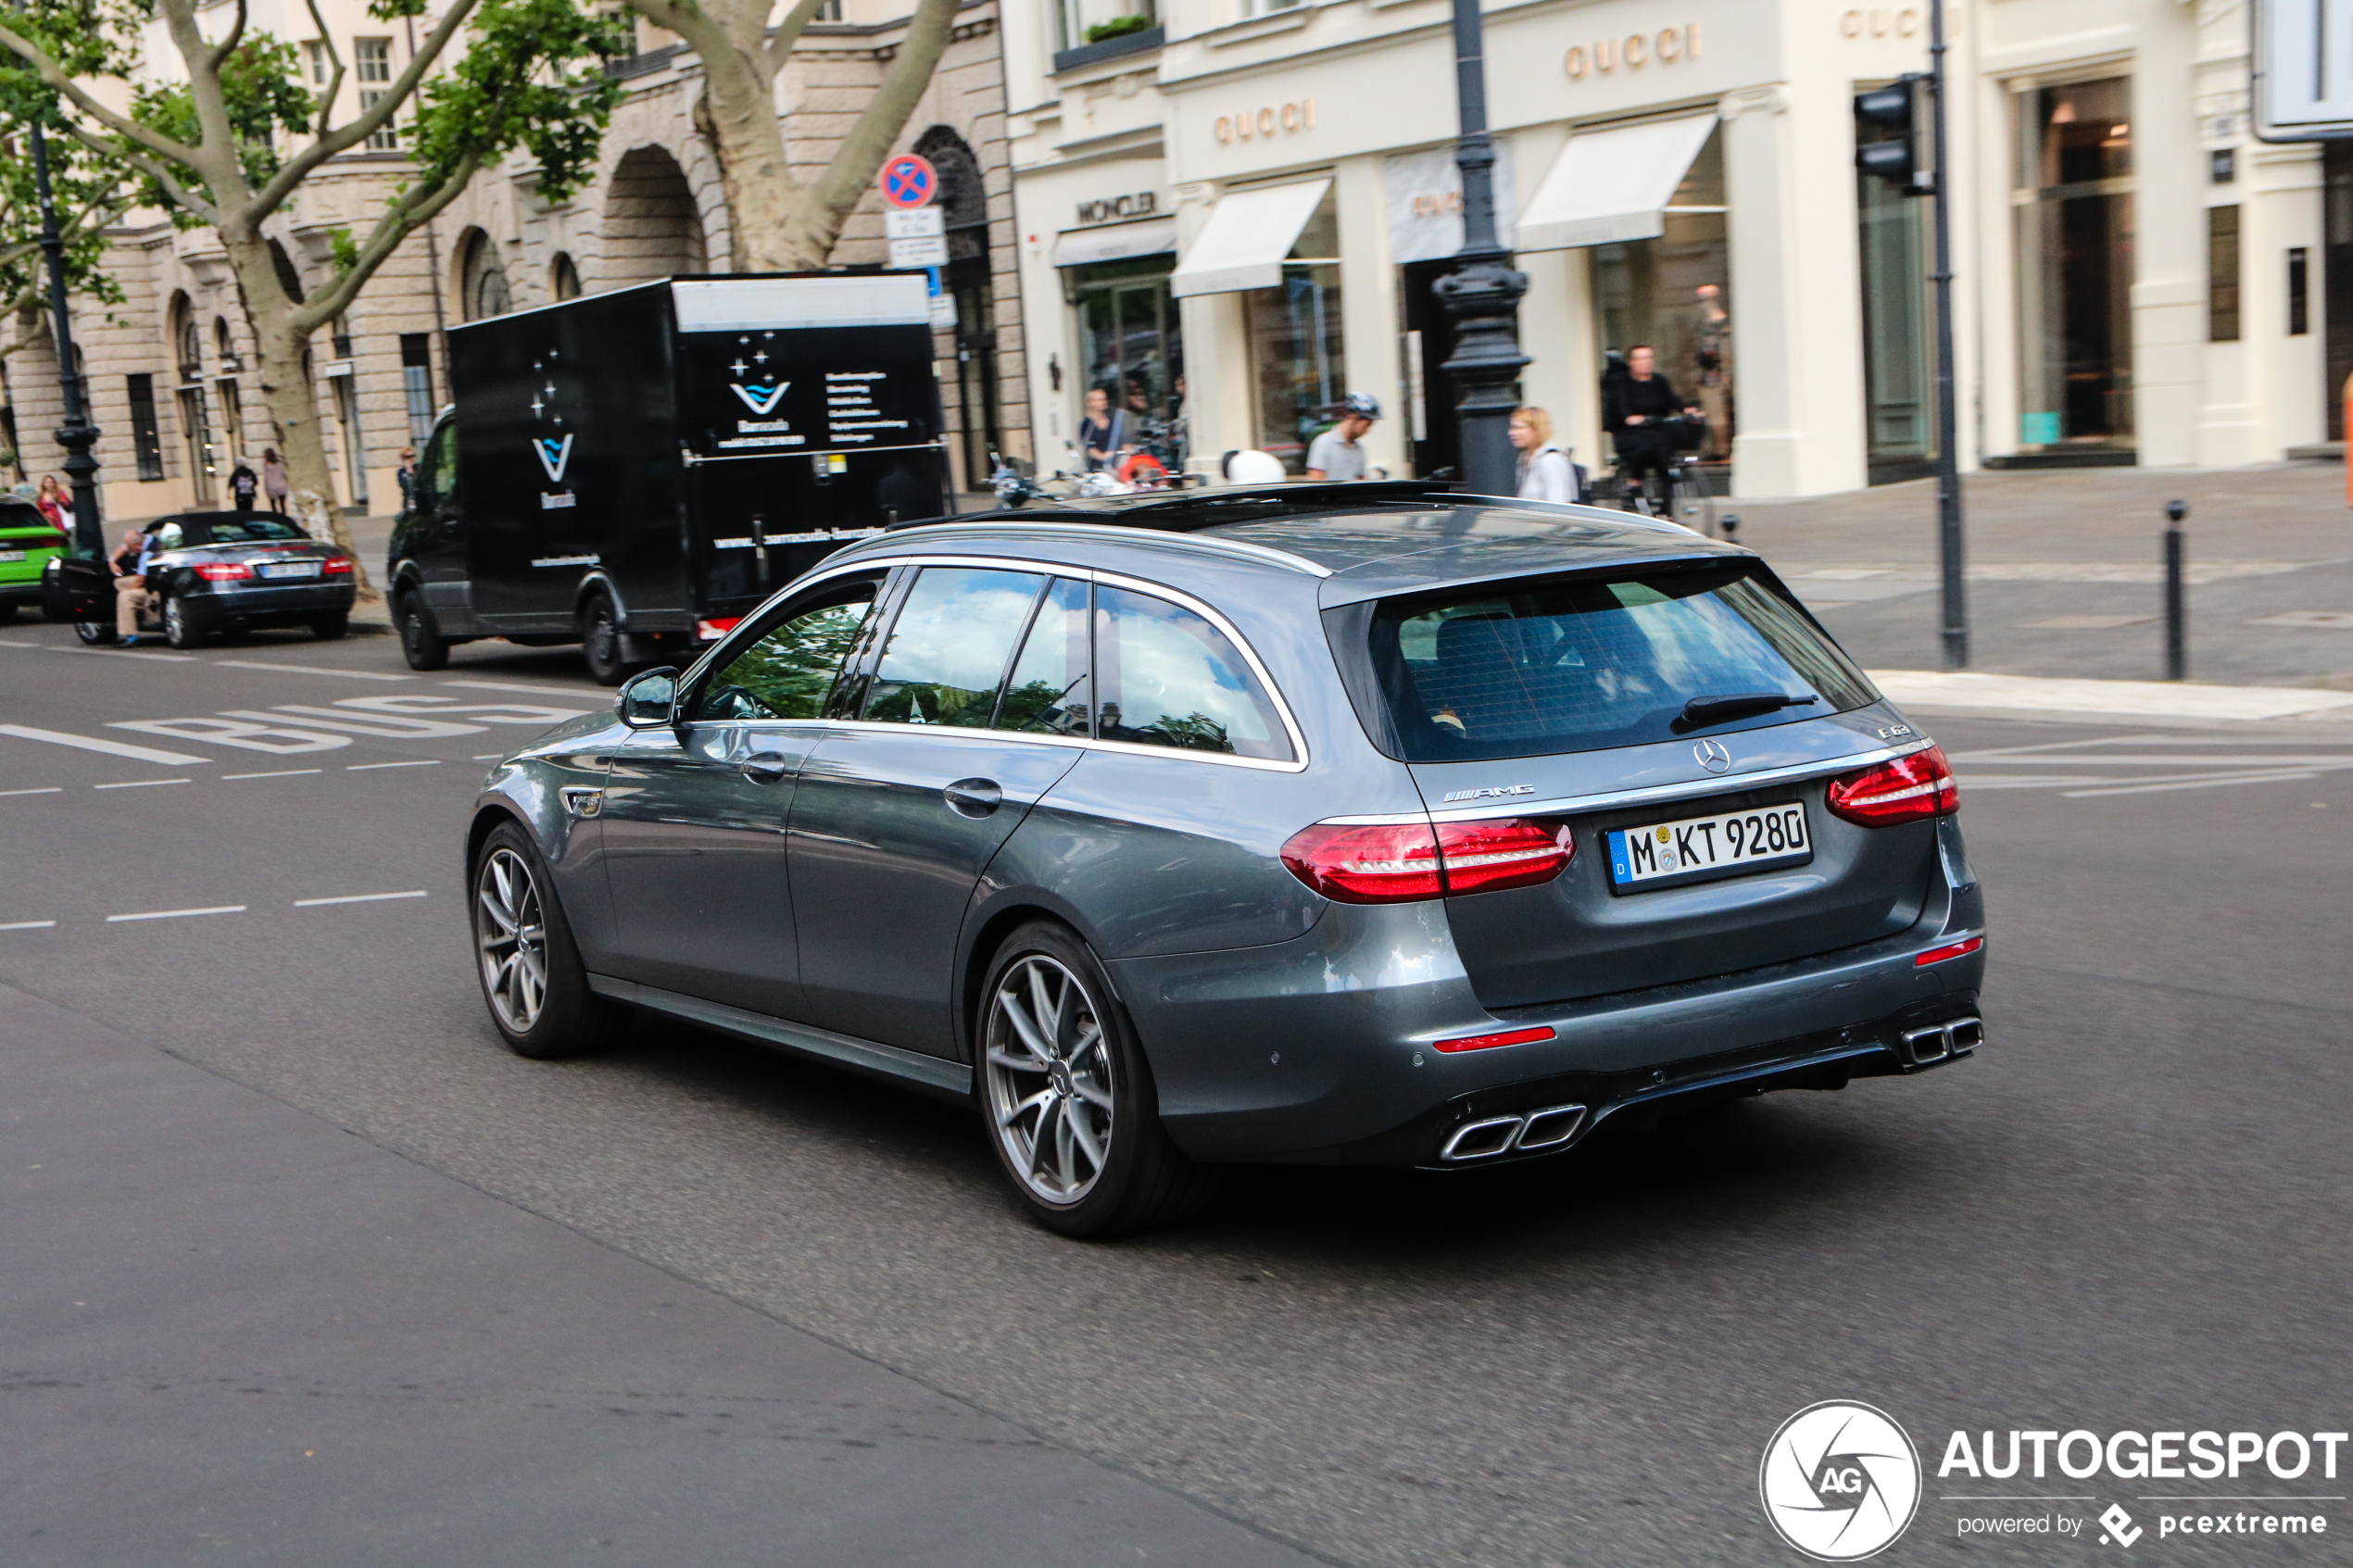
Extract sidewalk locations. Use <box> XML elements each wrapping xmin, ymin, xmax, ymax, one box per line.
<box><xmin>1733</xmin><ymin>462</ymin><xmax>2353</xmax><ymax>690</ymax></box>
<box><xmin>0</xmin><ymin>981</ymin><xmax>1316</xmax><ymax>1567</ymax></box>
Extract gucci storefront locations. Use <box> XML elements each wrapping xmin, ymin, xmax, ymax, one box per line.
<box><xmin>1008</xmin><ymin>0</ymin><xmax>2331</xmax><ymax>499</ymax></box>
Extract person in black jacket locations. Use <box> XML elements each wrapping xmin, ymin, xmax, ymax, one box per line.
<box><xmin>1602</xmin><ymin>345</ymin><xmax>1699</xmax><ymax>501</ymax></box>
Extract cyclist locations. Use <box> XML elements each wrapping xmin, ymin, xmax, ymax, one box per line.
<box><xmin>1305</xmin><ymin>393</ymin><xmax>1380</xmax><ymax>481</ymax></box>
<box><xmin>1602</xmin><ymin>345</ymin><xmax>1700</xmax><ymax>509</ymax></box>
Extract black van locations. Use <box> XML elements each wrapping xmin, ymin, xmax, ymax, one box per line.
<box><xmin>389</xmin><ymin>272</ymin><xmax>952</xmax><ymax>683</ymax></box>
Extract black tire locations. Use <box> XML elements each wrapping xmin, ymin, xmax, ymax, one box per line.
<box><xmin>161</xmin><ymin>595</ymin><xmax>208</xmax><ymax>649</ymax></box>
<box><xmin>396</xmin><ymin>592</ymin><xmax>450</xmax><ymax>671</ymax></box>
<box><xmin>72</xmin><ymin>618</ymin><xmax>116</xmax><ymax>646</ymax></box>
<box><xmin>580</xmin><ymin>591</ymin><xmax>628</xmax><ymax>686</ymax></box>
<box><xmin>470</xmin><ymin>821</ymin><xmax>630</xmax><ymax>1060</ymax></box>
<box><xmin>0</xmin><ymin>601</ymin><xmax>16</xmax><ymax>623</ymax></box>
<box><xmin>975</xmin><ymin>921</ymin><xmax>1214</xmax><ymax>1239</ymax></box>
<box><xmin>309</xmin><ymin>610</ymin><xmax>349</xmax><ymax>640</ymax></box>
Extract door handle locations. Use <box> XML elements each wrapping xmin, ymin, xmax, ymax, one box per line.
<box><xmin>738</xmin><ymin>751</ymin><xmax>792</xmax><ymax>784</ymax></box>
<box><xmin>944</xmin><ymin>777</ymin><xmax>1002</xmax><ymax>818</ymax></box>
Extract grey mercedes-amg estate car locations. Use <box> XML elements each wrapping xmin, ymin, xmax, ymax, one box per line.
<box><xmin>468</xmin><ymin>483</ymin><xmax>1984</xmax><ymax>1237</ymax></box>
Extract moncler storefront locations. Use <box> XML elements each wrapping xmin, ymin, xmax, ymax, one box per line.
<box><xmin>1010</xmin><ymin>0</ymin><xmax>2324</xmax><ymax>499</ymax></box>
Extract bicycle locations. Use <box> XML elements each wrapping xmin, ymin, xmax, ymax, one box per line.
<box><xmin>1609</xmin><ymin>414</ymin><xmax>1712</xmax><ymax>530</ymax></box>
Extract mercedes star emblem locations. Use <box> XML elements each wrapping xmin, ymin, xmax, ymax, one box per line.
<box><xmin>1694</xmin><ymin>739</ymin><xmax>1733</xmax><ymax>773</ymax></box>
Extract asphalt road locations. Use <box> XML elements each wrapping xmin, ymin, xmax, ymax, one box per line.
<box><xmin>4</xmin><ymin>616</ymin><xmax>2349</xmax><ymax>1566</ymax></box>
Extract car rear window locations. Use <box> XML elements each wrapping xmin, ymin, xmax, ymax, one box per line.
<box><xmin>1365</xmin><ymin>562</ymin><xmax>1878</xmax><ymax>761</ymax></box>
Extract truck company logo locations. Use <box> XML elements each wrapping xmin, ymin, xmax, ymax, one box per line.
<box><xmin>533</xmin><ymin>433</ymin><xmax>574</xmax><ymax>485</ymax></box>
<box><xmin>1760</xmin><ymin>1401</ymin><xmax>1922</xmax><ymax>1561</ymax></box>
<box><xmin>730</xmin><ymin>380</ymin><xmax>789</xmax><ymax>416</ymax></box>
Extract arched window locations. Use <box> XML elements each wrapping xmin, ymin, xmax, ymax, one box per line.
<box><xmin>171</xmin><ymin>295</ymin><xmax>201</xmax><ymax>383</ymax></box>
<box><xmin>912</xmin><ymin>126</ymin><xmax>988</xmax><ymax>264</ymax></box>
<box><xmin>600</xmin><ymin>146</ymin><xmax>708</xmax><ymax>283</ymax></box>
<box><xmin>214</xmin><ymin>318</ymin><xmax>239</xmax><ymax>371</ymax></box>
<box><xmin>550</xmin><ymin>252</ymin><xmax>582</xmax><ymax>301</ymax></box>
<box><xmin>459</xmin><ymin>228</ymin><xmax>512</xmax><ymax>320</ymax></box>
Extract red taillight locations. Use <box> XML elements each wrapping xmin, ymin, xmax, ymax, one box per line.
<box><xmin>1433</xmin><ymin>818</ymin><xmax>1573</xmax><ymax>896</ymax></box>
<box><xmin>1432</xmin><ymin>1025</ymin><xmax>1556</xmax><ymax>1054</ymax></box>
<box><xmin>195</xmin><ymin>561</ymin><xmax>252</xmax><ymax>582</ymax></box>
<box><xmin>696</xmin><ymin>617</ymin><xmax>742</xmax><ymax>641</ymax></box>
<box><xmin>1915</xmin><ymin>935</ymin><xmax>1983</xmax><ymax>967</ymax></box>
<box><xmin>322</xmin><ymin>556</ymin><xmax>353</xmax><ymax>574</ymax></box>
<box><xmin>1280</xmin><ymin>822</ymin><xmax>1442</xmax><ymax>903</ymax></box>
<box><xmin>1280</xmin><ymin>816</ymin><xmax>1573</xmax><ymax>903</ymax></box>
<box><xmin>1825</xmin><ymin>745</ymin><xmax>1958</xmax><ymax>826</ymax></box>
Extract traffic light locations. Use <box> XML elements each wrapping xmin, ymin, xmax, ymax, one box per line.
<box><xmin>1856</xmin><ymin>74</ymin><xmax>1933</xmax><ymax>194</ymax></box>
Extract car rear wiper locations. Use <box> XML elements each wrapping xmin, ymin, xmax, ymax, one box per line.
<box><xmin>1672</xmin><ymin>692</ymin><xmax>1818</xmax><ymax>732</ymax></box>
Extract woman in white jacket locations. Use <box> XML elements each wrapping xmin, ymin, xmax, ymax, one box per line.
<box><xmin>1509</xmin><ymin>406</ymin><xmax>1579</xmax><ymax>503</ymax></box>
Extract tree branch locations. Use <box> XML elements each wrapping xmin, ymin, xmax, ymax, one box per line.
<box><xmin>301</xmin><ymin>0</ymin><xmax>346</xmax><ymax>142</ymax></box>
<box><xmin>205</xmin><ymin>0</ymin><xmax>250</xmax><ymax>73</ymax></box>
<box><xmin>155</xmin><ymin>0</ymin><xmax>244</xmax><ymax>185</ymax></box>
<box><xmin>292</xmin><ymin>152</ymin><xmax>480</xmax><ymax>330</ymax></box>
<box><xmin>54</xmin><ymin>119</ymin><xmax>220</xmax><ymax>227</ymax></box>
<box><xmin>765</xmin><ymin>0</ymin><xmax>833</xmax><ymax>75</ymax></box>
<box><xmin>254</xmin><ymin>0</ymin><xmax>483</xmax><ymax>211</ymax></box>
<box><xmin>0</xmin><ymin>19</ymin><xmax>205</xmax><ymax>169</ymax></box>
<box><xmin>810</xmin><ymin>0</ymin><xmax>956</xmax><ymax>218</ymax></box>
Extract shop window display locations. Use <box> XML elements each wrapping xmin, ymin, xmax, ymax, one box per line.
<box><xmin>1076</xmin><ymin>256</ymin><xmax>1185</xmax><ymax>474</ymax></box>
<box><xmin>1592</xmin><ymin>130</ymin><xmax>1731</xmax><ymax>466</ymax></box>
<box><xmin>2013</xmin><ymin>77</ymin><xmax>2134</xmax><ymax>451</ymax></box>
<box><xmin>1244</xmin><ymin>190</ymin><xmax>1344</xmax><ymax>472</ymax></box>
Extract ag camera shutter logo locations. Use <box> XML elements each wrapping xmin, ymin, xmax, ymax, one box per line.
<box><xmin>1760</xmin><ymin>1400</ymin><xmax>1922</xmax><ymax>1561</ymax></box>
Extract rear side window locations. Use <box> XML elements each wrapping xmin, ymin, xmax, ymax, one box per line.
<box><xmin>1368</xmin><ymin>564</ymin><xmax>1877</xmax><ymax>761</ymax></box>
<box><xmin>1095</xmin><ymin>585</ymin><xmax>1292</xmax><ymax>761</ymax></box>
<box><xmin>998</xmin><ymin>576</ymin><xmax>1092</xmax><ymax>736</ymax></box>
<box><xmin>863</xmin><ymin>566</ymin><xmax>1046</xmax><ymax>727</ymax></box>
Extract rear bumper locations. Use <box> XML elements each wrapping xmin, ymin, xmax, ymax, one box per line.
<box><xmin>184</xmin><ymin>583</ymin><xmax>356</xmax><ymax>626</ymax></box>
<box><xmin>1112</xmin><ymin>828</ymin><xmax>1986</xmax><ymax>1167</ymax></box>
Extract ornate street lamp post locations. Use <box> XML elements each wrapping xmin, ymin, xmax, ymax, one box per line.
<box><xmin>1435</xmin><ymin>0</ymin><xmax>1528</xmax><ymax>495</ymax></box>
<box><xmin>28</xmin><ymin>113</ymin><xmax>102</xmax><ymax>557</ymax></box>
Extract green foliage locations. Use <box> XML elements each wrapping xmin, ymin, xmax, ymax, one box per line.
<box><xmin>408</xmin><ymin>0</ymin><xmax>629</xmax><ymax>205</ymax></box>
<box><xmin>0</xmin><ymin>125</ymin><xmax>128</xmax><ymax>315</ymax></box>
<box><xmin>1082</xmin><ymin>13</ymin><xmax>1153</xmax><ymax>43</ymax></box>
<box><xmin>130</xmin><ymin>35</ymin><xmax>312</xmax><ymax>220</ymax></box>
<box><xmin>327</xmin><ymin>225</ymin><xmax>358</xmax><ymax>277</ymax></box>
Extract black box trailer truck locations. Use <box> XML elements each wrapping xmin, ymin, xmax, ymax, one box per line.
<box><xmin>388</xmin><ymin>272</ymin><xmax>950</xmax><ymax>683</ymax></box>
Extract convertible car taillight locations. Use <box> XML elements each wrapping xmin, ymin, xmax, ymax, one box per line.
<box><xmin>1825</xmin><ymin>744</ymin><xmax>1958</xmax><ymax>826</ymax></box>
<box><xmin>196</xmin><ymin>561</ymin><xmax>253</xmax><ymax>582</ymax></box>
<box><xmin>322</xmin><ymin>556</ymin><xmax>353</xmax><ymax>574</ymax></box>
<box><xmin>1280</xmin><ymin>816</ymin><xmax>1573</xmax><ymax>903</ymax></box>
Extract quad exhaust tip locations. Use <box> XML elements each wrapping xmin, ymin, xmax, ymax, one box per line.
<box><xmin>1439</xmin><ymin>1103</ymin><xmax>1588</xmax><ymax>1163</ymax></box>
<box><xmin>1898</xmin><ymin>1015</ymin><xmax>1983</xmax><ymax>1068</ymax></box>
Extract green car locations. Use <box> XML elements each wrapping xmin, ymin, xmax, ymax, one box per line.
<box><xmin>0</xmin><ymin>497</ymin><xmax>66</xmax><ymax>622</ymax></box>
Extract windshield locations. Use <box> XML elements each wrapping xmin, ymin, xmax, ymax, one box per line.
<box><xmin>1365</xmin><ymin>562</ymin><xmax>1878</xmax><ymax>761</ymax></box>
<box><xmin>201</xmin><ymin>517</ymin><xmax>309</xmax><ymax>543</ymax></box>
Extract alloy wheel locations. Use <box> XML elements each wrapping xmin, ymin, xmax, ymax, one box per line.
<box><xmin>475</xmin><ymin>847</ymin><xmax>549</xmax><ymax>1034</ymax></box>
<box><xmin>983</xmin><ymin>954</ymin><xmax>1115</xmax><ymax>1204</ymax></box>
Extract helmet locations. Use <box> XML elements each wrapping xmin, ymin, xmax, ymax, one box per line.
<box><xmin>1224</xmin><ymin>449</ymin><xmax>1289</xmax><ymax>483</ymax></box>
<box><xmin>1341</xmin><ymin>392</ymin><xmax>1382</xmax><ymax>420</ymax></box>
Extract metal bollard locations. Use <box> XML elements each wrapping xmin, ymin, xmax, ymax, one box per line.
<box><xmin>2163</xmin><ymin>499</ymin><xmax>2187</xmax><ymax>682</ymax></box>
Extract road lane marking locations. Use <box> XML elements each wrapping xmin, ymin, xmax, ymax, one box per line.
<box><xmin>2063</xmin><ymin>770</ymin><xmax>2322</xmax><ymax>798</ymax></box>
<box><xmin>44</xmin><ymin>647</ymin><xmax>199</xmax><ymax>662</ymax></box>
<box><xmin>0</xmin><ymin>724</ymin><xmax>208</xmax><ymax>765</ymax></box>
<box><xmin>106</xmin><ymin>905</ymin><xmax>246</xmax><ymax>922</ymax></box>
<box><xmin>0</xmin><ymin>786</ymin><xmax>63</xmax><ymax>797</ymax></box>
<box><xmin>94</xmin><ymin>779</ymin><xmax>192</xmax><ymax>789</ymax></box>
<box><xmin>294</xmin><ymin>890</ymin><xmax>429</xmax><ymax>907</ymax></box>
<box><xmin>215</xmin><ymin>660</ymin><xmax>414</xmax><ymax>681</ymax></box>
<box><xmin>445</xmin><ymin>679</ymin><xmax>604</xmax><ymax>697</ymax></box>
<box><xmin>221</xmin><ymin>768</ymin><xmax>324</xmax><ymax>780</ymax></box>
<box><xmin>0</xmin><ymin>920</ymin><xmax>57</xmax><ymax>930</ymax></box>
<box><xmin>0</xmin><ymin>638</ymin><xmax>41</xmax><ymax>648</ymax></box>
<box><xmin>346</xmin><ymin>759</ymin><xmax>438</xmax><ymax>770</ymax></box>
<box><xmin>472</xmin><ymin>753</ymin><xmax>506</xmax><ymax>760</ymax></box>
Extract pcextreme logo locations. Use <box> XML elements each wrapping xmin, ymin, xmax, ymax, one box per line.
<box><xmin>533</xmin><ymin>433</ymin><xmax>574</xmax><ymax>485</ymax></box>
<box><xmin>730</xmin><ymin>380</ymin><xmax>788</xmax><ymax>415</ymax></box>
<box><xmin>1760</xmin><ymin>1401</ymin><xmax>1923</xmax><ymax>1561</ymax></box>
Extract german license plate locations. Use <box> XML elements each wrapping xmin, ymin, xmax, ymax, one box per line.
<box><xmin>260</xmin><ymin>560</ymin><xmax>321</xmax><ymax>579</ymax></box>
<box><xmin>0</xmin><ymin>550</ymin><xmax>24</xmax><ymax>563</ymax></box>
<box><xmin>1606</xmin><ymin>802</ymin><xmax>1812</xmax><ymax>892</ymax></box>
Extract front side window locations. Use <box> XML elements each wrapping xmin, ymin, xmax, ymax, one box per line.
<box><xmin>696</xmin><ymin>579</ymin><xmax>878</xmax><ymax>722</ymax></box>
<box><xmin>1094</xmin><ymin>585</ymin><xmax>1291</xmax><ymax>760</ymax></box>
<box><xmin>1368</xmin><ymin>564</ymin><xmax>1878</xmax><ymax>761</ymax></box>
<box><xmin>863</xmin><ymin>567</ymin><xmax>1046</xmax><ymax>727</ymax></box>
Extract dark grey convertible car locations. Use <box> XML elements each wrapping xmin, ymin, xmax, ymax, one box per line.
<box><xmin>469</xmin><ymin>483</ymin><xmax>1984</xmax><ymax>1237</ymax></box>
<box><xmin>54</xmin><ymin>510</ymin><xmax>355</xmax><ymax>647</ymax></box>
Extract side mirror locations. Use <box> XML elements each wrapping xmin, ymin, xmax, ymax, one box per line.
<box><xmin>616</xmin><ymin>667</ymin><xmax>679</xmax><ymax>729</ymax></box>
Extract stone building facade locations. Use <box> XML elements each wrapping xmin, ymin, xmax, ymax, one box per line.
<box><xmin>2</xmin><ymin>0</ymin><xmax>1028</xmax><ymax>524</ymax></box>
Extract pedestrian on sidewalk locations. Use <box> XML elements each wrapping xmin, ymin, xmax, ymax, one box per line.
<box><xmin>396</xmin><ymin>446</ymin><xmax>418</xmax><ymax>508</ymax></box>
<box><xmin>229</xmin><ymin>458</ymin><xmax>260</xmax><ymax>510</ymax></box>
<box><xmin>35</xmin><ymin>473</ymin><xmax>70</xmax><ymax>538</ymax></box>
<box><xmin>261</xmin><ymin>449</ymin><xmax>288</xmax><ymax>514</ymax></box>
<box><xmin>1509</xmin><ymin>407</ymin><xmax>1583</xmax><ymax>504</ymax></box>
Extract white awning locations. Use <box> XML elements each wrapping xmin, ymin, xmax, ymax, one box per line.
<box><xmin>1169</xmin><ymin>179</ymin><xmax>1331</xmax><ymax>298</ymax></box>
<box><xmin>1515</xmin><ymin>115</ymin><xmax>1717</xmax><ymax>253</ymax></box>
<box><xmin>1051</xmin><ymin>218</ymin><xmax>1180</xmax><ymax>270</ymax></box>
